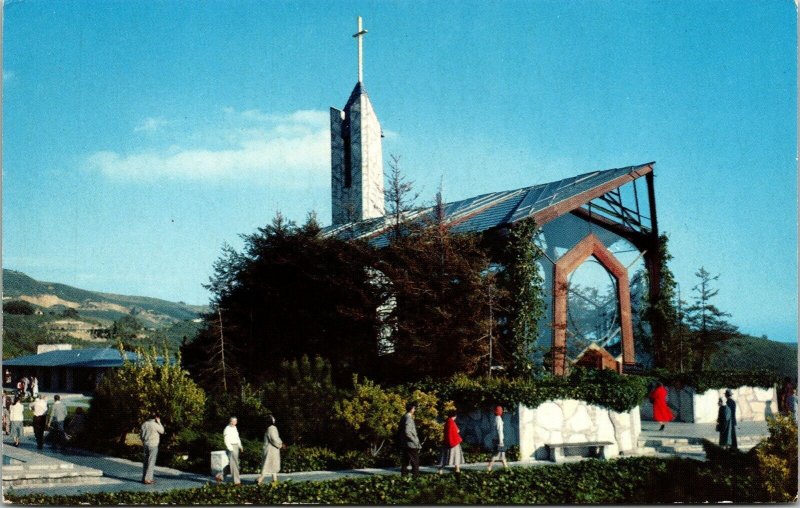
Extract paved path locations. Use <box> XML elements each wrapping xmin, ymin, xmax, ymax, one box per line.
<box><xmin>3</xmin><ymin>420</ymin><xmax>772</xmax><ymax>498</ymax></box>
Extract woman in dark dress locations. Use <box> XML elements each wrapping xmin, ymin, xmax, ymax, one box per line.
<box><xmin>716</xmin><ymin>398</ymin><xmax>733</xmax><ymax>448</ymax></box>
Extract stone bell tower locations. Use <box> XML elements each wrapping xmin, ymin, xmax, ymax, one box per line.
<box><xmin>330</xmin><ymin>16</ymin><xmax>385</xmax><ymax>226</ymax></box>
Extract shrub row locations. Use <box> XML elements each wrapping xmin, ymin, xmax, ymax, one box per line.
<box><xmin>647</xmin><ymin>368</ymin><xmax>781</xmax><ymax>393</ymax></box>
<box><xmin>413</xmin><ymin>369</ymin><xmax>650</xmax><ymax>413</ymax></box>
<box><xmin>7</xmin><ymin>455</ymin><xmax>768</xmax><ymax>505</ymax></box>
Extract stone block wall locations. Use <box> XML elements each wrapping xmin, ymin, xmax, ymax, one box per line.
<box><xmin>640</xmin><ymin>385</ymin><xmax>777</xmax><ymax>423</ymax></box>
<box><xmin>518</xmin><ymin>400</ymin><xmax>640</xmax><ymax>461</ymax></box>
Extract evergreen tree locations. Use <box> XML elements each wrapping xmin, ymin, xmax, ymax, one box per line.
<box><xmin>684</xmin><ymin>267</ymin><xmax>739</xmax><ymax>370</ymax></box>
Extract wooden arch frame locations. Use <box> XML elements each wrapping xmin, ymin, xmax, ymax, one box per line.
<box><xmin>551</xmin><ymin>233</ymin><xmax>635</xmax><ymax>375</ymax></box>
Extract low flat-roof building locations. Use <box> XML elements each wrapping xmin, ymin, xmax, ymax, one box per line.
<box><xmin>3</xmin><ymin>348</ymin><xmax>144</xmax><ymax>393</ymax></box>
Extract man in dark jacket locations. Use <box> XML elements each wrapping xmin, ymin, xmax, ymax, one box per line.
<box><xmin>725</xmin><ymin>389</ymin><xmax>738</xmax><ymax>450</ymax></box>
<box><xmin>398</xmin><ymin>401</ymin><xmax>421</xmax><ymax>476</ymax></box>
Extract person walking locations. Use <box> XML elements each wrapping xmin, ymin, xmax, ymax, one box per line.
<box><xmin>398</xmin><ymin>401</ymin><xmax>421</xmax><ymax>477</ymax></box>
<box><xmin>725</xmin><ymin>389</ymin><xmax>738</xmax><ymax>450</ymax></box>
<box><xmin>716</xmin><ymin>398</ymin><xmax>733</xmax><ymax>448</ymax></box>
<box><xmin>140</xmin><ymin>413</ymin><xmax>165</xmax><ymax>484</ymax></box>
<box><xmin>787</xmin><ymin>388</ymin><xmax>797</xmax><ymax>418</ymax></box>
<box><xmin>31</xmin><ymin>395</ymin><xmax>48</xmax><ymax>450</ymax></box>
<box><xmin>3</xmin><ymin>395</ymin><xmax>10</xmax><ymax>436</ymax></box>
<box><xmin>256</xmin><ymin>414</ymin><xmax>285</xmax><ymax>485</ymax></box>
<box><xmin>4</xmin><ymin>369</ymin><xmax>12</xmax><ymax>386</ymax></box>
<box><xmin>437</xmin><ymin>409</ymin><xmax>464</xmax><ymax>474</ymax></box>
<box><xmin>487</xmin><ymin>405</ymin><xmax>509</xmax><ymax>471</ymax></box>
<box><xmin>22</xmin><ymin>377</ymin><xmax>30</xmax><ymax>398</ymax></box>
<box><xmin>216</xmin><ymin>417</ymin><xmax>243</xmax><ymax>485</ymax></box>
<box><xmin>650</xmin><ymin>382</ymin><xmax>674</xmax><ymax>431</ymax></box>
<box><xmin>47</xmin><ymin>394</ymin><xmax>68</xmax><ymax>451</ymax></box>
<box><xmin>31</xmin><ymin>377</ymin><xmax>38</xmax><ymax>399</ymax></box>
<box><xmin>9</xmin><ymin>397</ymin><xmax>24</xmax><ymax>446</ymax></box>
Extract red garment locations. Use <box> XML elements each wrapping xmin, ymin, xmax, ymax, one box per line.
<box><xmin>651</xmin><ymin>386</ymin><xmax>674</xmax><ymax>423</ymax></box>
<box><xmin>443</xmin><ymin>417</ymin><xmax>463</xmax><ymax>447</ymax></box>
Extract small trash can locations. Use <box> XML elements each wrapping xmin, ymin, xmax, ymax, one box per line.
<box><xmin>210</xmin><ymin>450</ymin><xmax>229</xmax><ymax>477</ymax></box>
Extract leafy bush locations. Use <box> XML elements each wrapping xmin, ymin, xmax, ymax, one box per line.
<box><xmin>647</xmin><ymin>368</ymin><xmax>780</xmax><ymax>392</ymax></box>
<box><xmin>7</xmin><ymin>456</ymin><xmax>771</xmax><ymax>505</ymax></box>
<box><xmin>3</xmin><ymin>299</ymin><xmax>36</xmax><ymax>315</ymax></box>
<box><xmin>413</xmin><ymin>369</ymin><xmax>649</xmax><ymax>414</ymax></box>
<box><xmin>334</xmin><ymin>375</ymin><xmax>447</xmax><ymax>456</ymax></box>
<box><xmin>755</xmin><ymin>414</ymin><xmax>798</xmax><ymax>501</ymax></box>
<box><xmin>84</xmin><ymin>346</ymin><xmax>206</xmax><ymax>453</ymax></box>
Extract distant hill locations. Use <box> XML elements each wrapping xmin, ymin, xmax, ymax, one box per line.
<box><xmin>2</xmin><ymin>269</ymin><xmax>208</xmax><ymax>328</ymax></box>
<box><xmin>710</xmin><ymin>334</ymin><xmax>798</xmax><ymax>380</ymax></box>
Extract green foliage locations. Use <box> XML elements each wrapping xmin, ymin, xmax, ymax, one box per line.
<box><xmin>710</xmin><ymin>335</ymin><xmax>797</xmax><ymax>381</ymax></box>
<box><xmin>85</xmin><ymin>346</ymin><xmax>206</xmax><ymax>451</ymax></box>
<box><xmin>684</xmin><ymin>267</ymin><xmax>739</xmax><ymax>370</ymax></box>
<box><xmin>183</xmin><ymin>213</ymin><xmax>386</xmax><ymax>387</ymax></box>
<box><xmin>755</xmin><ymin>414</ymin><xmax>798</xmax><ymax>501</ymax></box>
<box><xmin>496</xmin><ymin>218</ymin><xmax>546</xmax><ymax>377</ymax></box>
<box><xmin>8</xmin><ymin>456</ymin><xmax>775</xmax><ymax>505</ymax></box>
<box><xmin>334</xmin><ymin>375</ymin><xmax>447</xmax><ymax>456</ymax></box>
<box><xmin>203</xmin><ymin>383</ymin><xmax>271</xmax><ymax>442</ymax></box>
<box><xmin>110</xmin><ymin>315</ymin><xmax>144</xmax><ymax>341</ymax></box>
<box><xmin>414</xmin><ymin>368</ymin><xmax>649</xmax><ymax>413</ymax></box>
<box><xmin>260</xmin><ymin>355</ymin><xmax>343</xmax><ymax>446</ymax></box>
<box><xmin>641</xmin><ymin>234</ymin><xmax>680</xmax><ymax>370</ymax></box>
<box><xmin>4</xmin><ymin>299</ymin><xmax>36</xmax><ymax>315</ymax></box>
<box><xmin>2</xmin><ymin>314</ymin><xmax>64</xmax><ymax>359</ymax></box>
<box><xmin>647</xmin><ymin>368</ymin><xmax>780</xmax><ymax>392</ymax></box>
<box><xmin>380</xmin><ymin>214</ymin><xmax>497</xmax><ymax>380</ymax></box>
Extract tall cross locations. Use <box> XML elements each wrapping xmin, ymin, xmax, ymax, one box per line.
<box><xmin>352</xmin><ymin>16</ymin><xmax>368</xmax><ymax>83</ymax></box>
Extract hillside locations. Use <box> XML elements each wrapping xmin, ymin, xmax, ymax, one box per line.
<box><xmin>710</xmin><ymin>334</ymin><xmax>798</xmax><ymax>380</ymax></box>
<box><xmin>2</xmin><ymin>269</ymin><xmax>208</xmax><ymax>327</ymax></box>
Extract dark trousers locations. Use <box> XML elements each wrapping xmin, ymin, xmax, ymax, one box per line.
<box><xmin>33</xmin><ymin>415</ymin><xmax>46</xmax><ymax>449</ymax></box>
<box><xmin>50</xmin><ymin>420</ymin><xmax>66</xmax><ymax>449</ymax></box>
<box><xmin>400</xmin><ymin>447</ymin><xmax>420</xmax><ymax>476</ymax></box>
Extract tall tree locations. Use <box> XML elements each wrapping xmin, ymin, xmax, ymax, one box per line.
<box><xmin>378</xmin><ymin>192</ymin><xmax>495</xmax><ymax>380</ymax></box>
<box><xmin>684</xmin><ymin>267</ymin><xmax>738</xmax><ymax>370</ymax></box>
<box><xmin>384</xmin><ymin>154</ymin><xmax>419</xmax><ymax>240</ymax></box>
<box><xmin>182</xmin><ymin>212</ymin><xmax>386</xmax><ymax>389</ymax></box>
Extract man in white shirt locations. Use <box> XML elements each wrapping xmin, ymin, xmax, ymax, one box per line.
<box><xmin>216</xmin><ymin>417</ymin><xmax>243</xmax><ymax>485</ymax></box>
<box><xmin>31</xmin><ymin>395</ymin><xmax>48</xmax><ymax>450</ymax></box>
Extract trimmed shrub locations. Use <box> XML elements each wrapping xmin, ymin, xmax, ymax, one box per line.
<box><xmin>6</xmin><ymin>456</ymin><xmax>768</xmax><ymax>505</ymax></box>
<box><xmin>647</xmin><ymin>368</ymin><xmax>780</xmax><ymax>392</ymax></box>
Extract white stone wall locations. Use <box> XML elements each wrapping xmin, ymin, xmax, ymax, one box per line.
<box><xmin>640</xmin><ymin>385</ymin><xmax>777</xmax><ymax>423</ymax></box>
<box><xmin>518</xmin><ymin>400</ymin><xmax>640</xmax><ymax>461</ymax></box>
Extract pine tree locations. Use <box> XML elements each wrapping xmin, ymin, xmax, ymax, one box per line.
<box><xmin>684</xmin><ymin>267</ymin><xmax>738</xmax><ymax>370</ymax></box>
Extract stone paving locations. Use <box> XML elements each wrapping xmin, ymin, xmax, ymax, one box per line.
<box><xmin>2</xmin><ymin>420</ymin><xmax>772</xmax><ymax>498</ymax></box>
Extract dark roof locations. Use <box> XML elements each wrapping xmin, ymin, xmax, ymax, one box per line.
<box><xmin>324</xmin><ymin>162</ymin><xmax>655</xmax><ymax>247</ymax></box>
<box><xmin>3</xmin><ymin>348</ymin><xmax>155</xmax><ymax>369</ymax></box>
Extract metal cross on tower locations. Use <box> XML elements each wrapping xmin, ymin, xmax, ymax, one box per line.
<box><xmin>352</xmin><ymin>16</ymin><xmax>368</xmax><ymax>83</ymax></box>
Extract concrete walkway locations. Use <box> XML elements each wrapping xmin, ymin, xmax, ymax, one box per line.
<box><xmin>3</xmin><ymin>420</ymin><xmax>772</xmax><ymax>498</ymax></box>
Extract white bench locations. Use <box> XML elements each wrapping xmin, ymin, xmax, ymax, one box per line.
<box><xmin>545</xmin><ymin>441</ymin><xmax>614</xmax><ymax>463</ymax></box>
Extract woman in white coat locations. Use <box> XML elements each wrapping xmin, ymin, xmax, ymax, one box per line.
<box><xmin>257</xmin><ymin>414</ymin><xmax>285</xmax><ymax>484</ymax></box>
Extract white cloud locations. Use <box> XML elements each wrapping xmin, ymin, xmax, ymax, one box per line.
<box><xmin>134</xmin><ymin>116</ymin><xmax>170</xmax><ymax>132</ymax></box>
<box><xmin>87</xmin><ymin>108</ymin><xmax>331</xmax><ymax>186</ymax></box>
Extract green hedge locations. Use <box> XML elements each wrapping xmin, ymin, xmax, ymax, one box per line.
<box><xmin>6</xmin><ymin>455</ymin><xmax>767</xmax><ymax>505</ymax></box>
<box><xmin>412</xmin><ymin>369</ymin><xmax>649</xmax><ymax>413</ymax></box>
<box><xmin>647</xmin><ymin>368</ymin><xmax>781</xmax><ymax>393</ymax></box>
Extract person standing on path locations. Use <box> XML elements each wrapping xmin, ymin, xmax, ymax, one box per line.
<box><xmin>31</xmin><ymin>377</ymin><xmax>38</xmax><ymax>399</ymax></box>
<box><xmin>4</xmin><ymin>369</ymin><xmax>11</xmax><ymax>387</ymax></box>
<box><xmin>31</xmin><ymin>395</ymin><xmax>48</xmax><ymax>450</ymax></box>
<box><xmin>3</xmin><ymin>393</ymin><xmax>11</xmax><ymax>435</ymax></box>
<box><xmin>716</xmin><ymin>398</ymin><xmax>733</xmax><ymax>448</ymax></box>
<box><xmin>398</xmin><ymin>401</ymin><xmax>421</xmax><ymax>477</ymax></box>
<box><xmin>47</xmin><ymin>394</ymin><xmax>68</xmax><ymax>450</ymax></box>
<box><xmin>216</xmin><ymin>417</ymin><xmax>243</xmax><ymax>485</ymax></box>
<box><xmin>140</xmin><ymin>413</ymin><xmax>165</xmax><ymax>484</ymax></box>
<box><xmin>437</xmin><ymin>409</ymin><xmax>464</xmax><ymax>474</ymax></box>
<box><xmin>650</xmin><ymin>382</ymin><xmax>674</xmax><ymax>431</ymax></box>
<box><xmin>725</xmin><ymin>389</ymin><xmax>738</xmax><ymax>450</ymax></box>
<box><xmin>257</xmin><ymin>414</ymin><xmax>285</xmax><ymax>485</ymax></box>
<box><xmin>487</xmin><ymin>405</ymin><xmax>509</xmax><ymax>471</ymax></box>
<box><xmin>9</xmin><ymin>397</ymin><xmax>24</xmax><ymax>446</ymax></box>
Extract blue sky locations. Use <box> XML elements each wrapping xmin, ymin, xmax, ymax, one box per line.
<box><xmin>3</xmin><ymin>1</ymin><xmax>797</xmax><ymax>342</ymax></box>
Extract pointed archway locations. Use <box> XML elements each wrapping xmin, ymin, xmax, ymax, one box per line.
<box><xmin>551</xmin><ymin>234</ymin><xmax>635</xmax><ymax>375</ymax></box>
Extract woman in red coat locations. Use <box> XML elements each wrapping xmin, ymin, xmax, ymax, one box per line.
<box><xmin>650</xmin><ymin>382</ymin><xmax>674</xmax><ymax>431</ymax></box>
<box><xmin>437</xmin><ymin>410</ymin><xmax>464</xmax><ymax>474</ymax></box>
